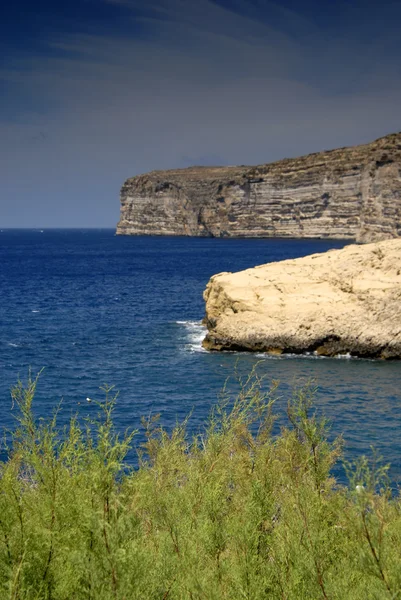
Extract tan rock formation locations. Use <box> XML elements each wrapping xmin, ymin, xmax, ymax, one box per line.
<box><xmin>202</xmin><ymin>239</ymin><xmax>401</xmax><ymax>359</ymax></box>
<box><xmin>117</xmin><ymin>133</ymin><xmax>401</xmax><ymax>242</ymax></box>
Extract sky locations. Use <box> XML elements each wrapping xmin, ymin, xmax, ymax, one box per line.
<box><xmin>1</xmin><ymin>0</ymin><xmax>401</xmax><ymax>227</ymax></box>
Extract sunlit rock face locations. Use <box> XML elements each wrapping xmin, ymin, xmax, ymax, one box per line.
<box><xmin>116</xmin><ymin>133</ymin><xmax>401</xmax><ymax>242</ymax></box>
<box><xmin>202</xmin><ymin>238</ymin><xmax>401</xmax><ymax>359</ymax></box>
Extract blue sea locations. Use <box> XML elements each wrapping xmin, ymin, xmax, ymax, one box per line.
<box><xmin>0</xmin><ymin>230</ymin><xmax>400</xmax><ymax>485</ymax></box>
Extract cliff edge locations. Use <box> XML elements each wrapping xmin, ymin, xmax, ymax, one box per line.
<box><xmin>117</xmin><ymin>133</ymin><xmax>401</xmax><ymax>242</ymax></box>
<box><xmin>202</xmin><ymin>238</ymin><xmax>401</xmax><ymax>359</ymax></box>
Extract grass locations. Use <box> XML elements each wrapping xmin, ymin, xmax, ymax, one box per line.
<box><xmin>0</xmin><ymin>371</ymin><xmax>400</xmax><ymax>599</ymax></box>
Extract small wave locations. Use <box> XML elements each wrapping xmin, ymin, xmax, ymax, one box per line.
<box><xmin>335</xmin><ymin>353</ymin><xmax>352</xmax><ymax>360</ymax></box>
<box><xmin>253</xmin><ymin>352</ymin><xmax>308</xmax><ymax>360</ymax></box>
<box><xmin>254</xmin><ymin>351</ymin><xmax>357</xmax><ymax>361</ymax></box>
<box><xmin>176</xmin><ymin>320</ymin><xmax>207</xmax><ymax>353</ymax></box>
<box><xmin>8</xmin><ymin>342</ymin><xmax>19</xmax><ymax>348</ymax></box>
<box><xmin>31</xmin><ymin>310</ymin><xmax>40</xmax><ymax>313</ymax></box>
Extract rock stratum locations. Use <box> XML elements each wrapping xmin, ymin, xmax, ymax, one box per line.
<box><xmin>202</xmin><ymin>239</ymin><xmax>401</xmax><ymax>359</ymax></box>
<box><xmin>117</xmin><ymin>133</ymin><xmax>401</xmax><ymax>242</ymax></box>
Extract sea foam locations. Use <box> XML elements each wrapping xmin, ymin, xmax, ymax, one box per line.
<box><xmin>176</xmin><ymin>321</ymin><xmax>207</xmax><ymax>353</ymax></box>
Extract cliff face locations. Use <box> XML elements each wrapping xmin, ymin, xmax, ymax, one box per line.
<box><xmin>202</xmin><ymin>239</ymin><xmax>401</xmax><ymax>359</ymax></box>
<box><xmin>116</xmin><ymin>133</ymin><xmax>401</xmax><ymax>242</ymax></box>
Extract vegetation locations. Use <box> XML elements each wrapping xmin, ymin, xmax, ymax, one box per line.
<box><xmin>0</xmin><ymin>372</ymin><xmax>400</xmax><ymax>599</ymax></box>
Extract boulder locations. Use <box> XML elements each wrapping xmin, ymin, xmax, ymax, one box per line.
<box><xmin>202</xmin><ymin>239</ymin><xmax>401</xmax><ymax>359</ymax></box>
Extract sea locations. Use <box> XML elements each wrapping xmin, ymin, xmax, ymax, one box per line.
<box><xmin>0</xmin><ymin>229</ymin><xmax>400</xmax><ymax>486</ymax></box>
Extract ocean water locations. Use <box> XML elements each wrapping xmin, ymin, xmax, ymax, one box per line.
<box><xmin>0</xmin><ymin>229</ymin><xmax>400</xmax><ymax>485</ymax></box>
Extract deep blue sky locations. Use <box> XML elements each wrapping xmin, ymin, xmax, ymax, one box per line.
<box><xmin>1</xmin><ymin>0</ymin><xmax>400</xmax><ymax>227</ymax></box>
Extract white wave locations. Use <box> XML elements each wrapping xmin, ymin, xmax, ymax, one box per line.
<box><xmin>254</xmin><ymin>351</ymin><xmax>356</xmax><ymax>361</ymax></box>
<box><xmin>8</xmin><ymin>342</ymin><xmax>19</xmax><ymax>348</ymax></box>
<box><xmin>32</xmin><ymin>310</ymin><xmax>40</xmax><ymax>313</ymax></box>
<box><xmin>335</xmin><ymin>353</ymin><xmax>352</xmax><ymax>359</ymax></box>
<box><xmin>176</xmin><ymin>320</ymin><xmax>207</xmax><ymax>353</ymax></box>
<box><xmin>254</xmin><ymin>352</ymin><xmax>315</xmax><ymax>360</ymax></box>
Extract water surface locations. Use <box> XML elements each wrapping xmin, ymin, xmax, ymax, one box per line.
<box><xmin>0</xmin><ymin>230</ymin><xmax>400</xmax><ymax>484</ymax></box>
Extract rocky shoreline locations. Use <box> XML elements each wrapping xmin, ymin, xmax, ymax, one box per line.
<box><xmin>202</xmin><ymin>239</ymin><xmax>401</xmax><ymax>359</ymax></box>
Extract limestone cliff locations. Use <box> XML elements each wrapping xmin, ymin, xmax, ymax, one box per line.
<box><xmin>202</xmin><ymin>238</ymin><xmax>401</xmax><ymax>359</ymax></box>
<box><xmin>116</xmin><ymin>133</ymin><xmax>401</xmax><ymax>242</ymax></box>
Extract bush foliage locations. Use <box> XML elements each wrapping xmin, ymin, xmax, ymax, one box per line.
<box><xmin>0</xmin><ymin>372</ymin><xmax>400</xmax><ymax>599</ymax></box>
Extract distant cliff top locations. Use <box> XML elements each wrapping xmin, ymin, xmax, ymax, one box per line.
<box><xmin>124</xmin><ymin>132</ymin><xmax>401</xmax><ymax>185</ymax></box>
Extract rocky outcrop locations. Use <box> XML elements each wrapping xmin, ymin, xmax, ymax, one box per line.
<box><xmin>202</xmin><ymin>239</ymin><xmax>401</xmax><ymax>359</ymax></box>
<box><xmin>117</xmin><ymin>133</ymin><xmax>401</xmax><ymax>242</ymax></box>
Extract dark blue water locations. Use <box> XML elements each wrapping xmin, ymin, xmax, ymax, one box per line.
<box><xmin>1</xmin><ymin>230</ymin><xmax>400</xmax><ymax>485</ymax></box>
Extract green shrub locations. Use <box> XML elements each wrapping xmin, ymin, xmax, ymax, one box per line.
<box><xmin>0</xmin><ymin>372</ymin><xmax>399</xmax><ymax>599</ymax></box>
